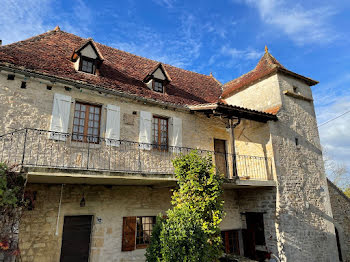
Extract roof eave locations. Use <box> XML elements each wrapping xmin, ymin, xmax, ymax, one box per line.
<box><xmin>189</xmin><ymin>103</ymin><xmax>277</xmax><ymax>123</ymax></box>
<box><xmin>277</xmin><ymin>68</ymin><xmax>318</xmax><ymax>86</ymax></box>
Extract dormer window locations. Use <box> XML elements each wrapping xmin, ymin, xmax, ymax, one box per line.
<box><xmin>71</xmin><ymin>38</ymin><xmax>104</xmax><ymax>75</ymax></box>
<box><xmin>153</xmin><ymin>79</ymin><xmax>164</xmax><ymax>93</ymax></box>
<box><xmin>80</xmin><ymin>57</ymin><xmax>96</xmax><ymax>74</ymax></box>
<box><xmin>143</xmin><ymin>63</ymin><xmax>172</xmax><ymax>94</ymax></box>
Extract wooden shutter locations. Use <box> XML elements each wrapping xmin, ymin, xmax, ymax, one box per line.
<box><xmin>170</xmin><ymin>117</ymin><xmax>182</xmax><ymax>149</ymax></box>
<box><xmin>139</xmin><ymin>111</ymin><xmax>152</xmax><ymax>150</ymax></box>
<box><xmin>49</xmin><ymin>93</ymin><xmax>71</xmax><ymax>141</ymax></box>
<box><xmin>105</xmin><ymin>104</ymin><xmax>120</xmax><ymax>146</ymax></box>
<box><xmin>122</xmin><ymin>217</ymin><xmax>136</xmax><ymax>251</ymax></box>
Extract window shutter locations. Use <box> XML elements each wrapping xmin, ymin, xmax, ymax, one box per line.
<box><xmin>139</xmin><ymin>111</ymin><xmax>152</xmax><ymax>150</ymax></box>
<box><xmin>170</xmin><ymin>117</ymin><xmax>182</xmax><ymax>151</ymax></box>
<box><xmin>105</xmin><ymin>104</ymin><xmax>121</xmax><ymax>146</ymax></box>
<box><xmin>122</xmin><ymin>216</ymin><xmax>136</xmax><ymax>251</ymax></box>
<box><xmin>49</xmin><ymin>93</ymin><xmax>71</xmax><ymax>141</ymax></box>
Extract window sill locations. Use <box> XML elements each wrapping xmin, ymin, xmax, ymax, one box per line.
<box><xmin>136</xmin><ymin>244</ymin><xmax>149</xmax><ymax>249</ymax></box>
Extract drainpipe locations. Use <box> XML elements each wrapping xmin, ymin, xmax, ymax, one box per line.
<box><xmin>55</xmin><ymin>184</ymin><xmax>64</xmax><ymax>236</ymax></box>
<box><xmin>229</xmin><ymin>118</ymin><xmax>241</xmax><ymax>178</ymax></box>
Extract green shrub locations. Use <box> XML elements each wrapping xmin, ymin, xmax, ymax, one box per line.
<box><xmin>146</xmin><ymin>151</ymin><xmax>225</xmax><ymax>262</ymax></box>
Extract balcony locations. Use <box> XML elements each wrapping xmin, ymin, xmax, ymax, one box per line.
<box><xmin>0</xmin><ymin>129</ymin><xmax>275</xmax><ymax>186</ymax></box>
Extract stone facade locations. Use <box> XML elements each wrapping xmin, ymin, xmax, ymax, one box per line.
<box><xmin>0</xmin><ymin>46</ymin><xmax>343</xmax><ymax>262</ymax></box>
<box><xmin>328</xmin><ymin>180</ymin><xmax>350</xmax><ymax>262</ymax></box>
<box><xmin>18</xmin><ymin>184</ymin><xmax>273</xmax><ymax>262</ymax></box>
<box><xmin>224</xmin><ymin>72</ymin><xmax>339</xmax><ymax>261</ymax></box>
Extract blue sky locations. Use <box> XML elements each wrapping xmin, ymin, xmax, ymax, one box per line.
<box><xmin>1</xmin><ymin>0</ymin><xmax>350</xmax><ymax>182</ymax></box>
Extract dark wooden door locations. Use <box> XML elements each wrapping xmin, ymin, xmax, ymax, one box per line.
<box><xmin>214</xmin><ymin>139</ymin><xmax>228</xmax><ymax>177</ymax></box>
<box><xmin>60</xmin><ymin>215</ymin><xmax>93</xmax><ymax>262</ymax></box>
<box><xmin>242</xmin><ymin>228</ymin><xmax>256</xmax><ymax>259</ymax></box>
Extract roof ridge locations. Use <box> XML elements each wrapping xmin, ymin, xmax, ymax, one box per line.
<box><xmin>0</xmin><ymin>29</ymin><xmax>58</xmax><ymax>48</ymax></box>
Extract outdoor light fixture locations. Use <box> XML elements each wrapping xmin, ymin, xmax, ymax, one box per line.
<box><xmin>80</xmin><ymin>194</ymin><xmax>86</xmax><ymax>207</ymax></box>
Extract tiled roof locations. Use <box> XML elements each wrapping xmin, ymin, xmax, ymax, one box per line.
<box><xmin>0</xmin><ymin>29</ymin><xmax>221</xmax><ymax>106</ymax></box>
<box><xmin>222</xmin><ymin>50</ymin><xmax>318</xmax><ymax>98</ymax></box>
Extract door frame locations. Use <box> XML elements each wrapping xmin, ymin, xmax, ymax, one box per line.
<box><xmin>59</xmin><ymin>215</ymin><xmax>94</xmax><ymax>262</ymax></box>
<box><xmin>213</xmin><ymin>138</ymin><xmax>229</xmax><ymax>177</ymax></box>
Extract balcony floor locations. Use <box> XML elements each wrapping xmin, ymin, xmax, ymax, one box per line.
<box><xmin>22</xmin><ymin>166</ymin><xmax>276</xmax><ymax>188</ymax></box>
<box><xmin>23</xmin><ymin>166</ymin><xmax>178</xmax><ymax>187</ymax></box>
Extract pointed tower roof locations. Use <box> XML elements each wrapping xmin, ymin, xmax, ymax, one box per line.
<box><xmin>222</xmin><ymin>47</ymin><xmax>318</xmax><ymax>98</ymax></box>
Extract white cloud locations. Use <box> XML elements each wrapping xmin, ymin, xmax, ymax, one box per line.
<box><xmin>152</xmin><ymin>0</ymin><xmax>176</xmax><ymax>8</ymax></box>
<box><xmin>237</xmin><ymin>0</ymin><xmax>337</xmax><ymax>45</ymax></box>
<box><xmin>221</xmin><ymin>46</ymin><xmax>263</xmax><ymax>60</ymax></box>
<box><xmin>0</xmin><ymin>0</ymin><xmax>93</xmax><ymax>45</ymax></box>
<box><xmin>0</xmin><ymin>0</ymin><xmax>53</xmax><ymax>45</ymax></box>
<box><xmin>315</xmin><ymin>87</ymin><xmax>350</xmax><ymax>183</ymax></box>
<box><xmin>110</xmin><ymin>13</ymin><xmax>202</xmax><ymax>68</ymax></box>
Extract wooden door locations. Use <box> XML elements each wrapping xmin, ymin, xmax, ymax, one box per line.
<box><xmin>60</xmin><ymin>215</ymin><xmax>93</xmax><ymax>262</ymax></box>
<box><xmin>214</xmin><ymin>139</ymin><xmax>228</xmax><ymax>177</ymax></box>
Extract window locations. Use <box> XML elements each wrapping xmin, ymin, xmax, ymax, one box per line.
<box><xmin>79</xmin><ymin>57</ymin><xmax>96</xmax><ymax>74</ymax></box>
<box><xmin>152</xmin><ymin>116</ymin><xmax>168</xmax><ymax>150</ymax></box>
<box><xmin>122</xmin><ymin>216</ymin><xmax>156</xmax><ymax>251</ymax></box>
<box><xmin>153</xmin><ymin>79</ymin><xmax>164</xmax><ymax>93</ymax></box>
<box><xmin>136</xmin><ymin>216</ymin><xmax>156</xmax><ymax>248</ymax></box>
<box><xmin>72</xmin><ymin>102</ymin><xmax>101</xmax><ymax>143</ymax></box>
<box><xmin>221</xmin><ymin>230</ymin><xmax>240</xmax><ymax>255</ymax></box>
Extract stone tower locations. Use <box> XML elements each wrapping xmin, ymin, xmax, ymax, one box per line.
<box><xmin>222</xmin><ymin>48</ymin><xmax>339</xmax><ymax>261</ymax></box>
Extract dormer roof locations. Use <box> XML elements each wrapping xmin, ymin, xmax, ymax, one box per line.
<box><xmin>222</xmin><ymin>47</ymin><xmax>318</xmax><ymax>98</ymax></box>
<box><xmin>143</xmin><ymin>63</ymin><xmax>172</xmax><ymax>82</ymax></box>
<box><xmin>71</xmin><ymin>38</ymin><xmax>104</xmax><ymax>62</ymax></box>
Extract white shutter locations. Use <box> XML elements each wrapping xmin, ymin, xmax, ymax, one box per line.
<box><xmin>170</xmin><ymin>117</ymin><xmax>182</xmax><ymax>152</ymax></box>
<box><xmin>49</xmin><ymin>93</ymin><xmax>71</xmax><ymax>141</ymax></box>
<box><xmin>105</xmin><ymin>104</ymin><xmax>121</xmax><ymax>147</ymax></box>
<box><xmin>139</xmin><ymin>111</ymin><xmax>152</xmax><ymax>150</ymax></box>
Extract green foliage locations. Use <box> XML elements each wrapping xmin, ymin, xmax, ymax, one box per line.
<box><xmin>145</xmin><ymin>215</ymin><xmax>164</xmax><ymax>262</ymax></box>
<box><xmin>146</xmin><ymin>151</ymin><xmax>225</xmax><ymax>262</ymax></box>
<box><xmin>0</xmin><ymin>163</ymin><xmax>26</xmax><ymax>208</ymax></box>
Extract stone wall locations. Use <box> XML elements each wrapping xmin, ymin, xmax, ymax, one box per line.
<box><xmin>225</xmin><ymin>72</ymin><xmax>339</xmax><ymax>261</ymax></box>
<box><xmin>19</xmin><ymin>183</ymin><xmax>245</xmax><ymax>262</ymax></box>
<box><xmin>327</xmin><ymin>180</ymin><xmax>350</xmax><ymax>262</ymax></box>
<box><xmin>0</xmin><ymin>70</ymin><xmax>274</xmax><ymax>180</ymax></box>
<box><xmin>237</xmin><ymin>187</ymin><xmax>278</xmax><ymax>255</ymax></box>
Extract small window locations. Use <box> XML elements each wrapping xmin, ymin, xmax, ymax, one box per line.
<box><xmin>136</xmin><ymin>216</ymin><xmax>156</xmax><ymax>248</ymax></box>
<box><xmin>79</xmin><ymin>57</ymin><xmax>96</xmax><ymax>74</ymax></box>
<box><xmin>7</xmin><ymin>74</ymin><xmax>15</xmax><ymax>80</ymax></box>
<box><xmin>153</xmin><ymin>79</ymin><xmax>164</xmax><ymax>93</ymax></box>
<box><xmin>152</xmin><ymin>116</ymin><xmax>168</xmax><ymax>150</ymax></box>
<box><xmin>72</xmin><ymin>102</ymin><xmax>101</xmax><ymax>143</ymax></box>
<box><xmin>221</xmin><ymin>230</ymin><xmax>240</xmax><ymax>255</ymax></box>
<box><xmin>293</xmin><ymin>86</ymin><xmax>298</xmax><ymax>93</ymax></box>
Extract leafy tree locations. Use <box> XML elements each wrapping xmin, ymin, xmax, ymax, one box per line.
<box><xmin>146</xmin><ymin>151</ymin><xmax>225</xmax><ymax>262</ymax></box>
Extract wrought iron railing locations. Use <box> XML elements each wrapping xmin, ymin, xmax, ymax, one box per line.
<box><xmin>0</xmin><ymin>128</ymin><xmax>273</xmax><ymax>180</ymax></box>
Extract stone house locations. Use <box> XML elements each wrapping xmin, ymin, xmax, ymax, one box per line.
<box><xmin>0</xmin><ymin>26</ymin><xmax>345</xmax><ymax>261</ymax></box>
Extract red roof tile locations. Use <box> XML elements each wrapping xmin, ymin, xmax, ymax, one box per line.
<box><xmin>0</xmin><ymin>30</ymin><xmax>221</xmax><ymax>106</ymax></box>
<box><xmin>222</xmin><ymin>51</ymin><xmax>318</xmax><ymax>98</ymax></box>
